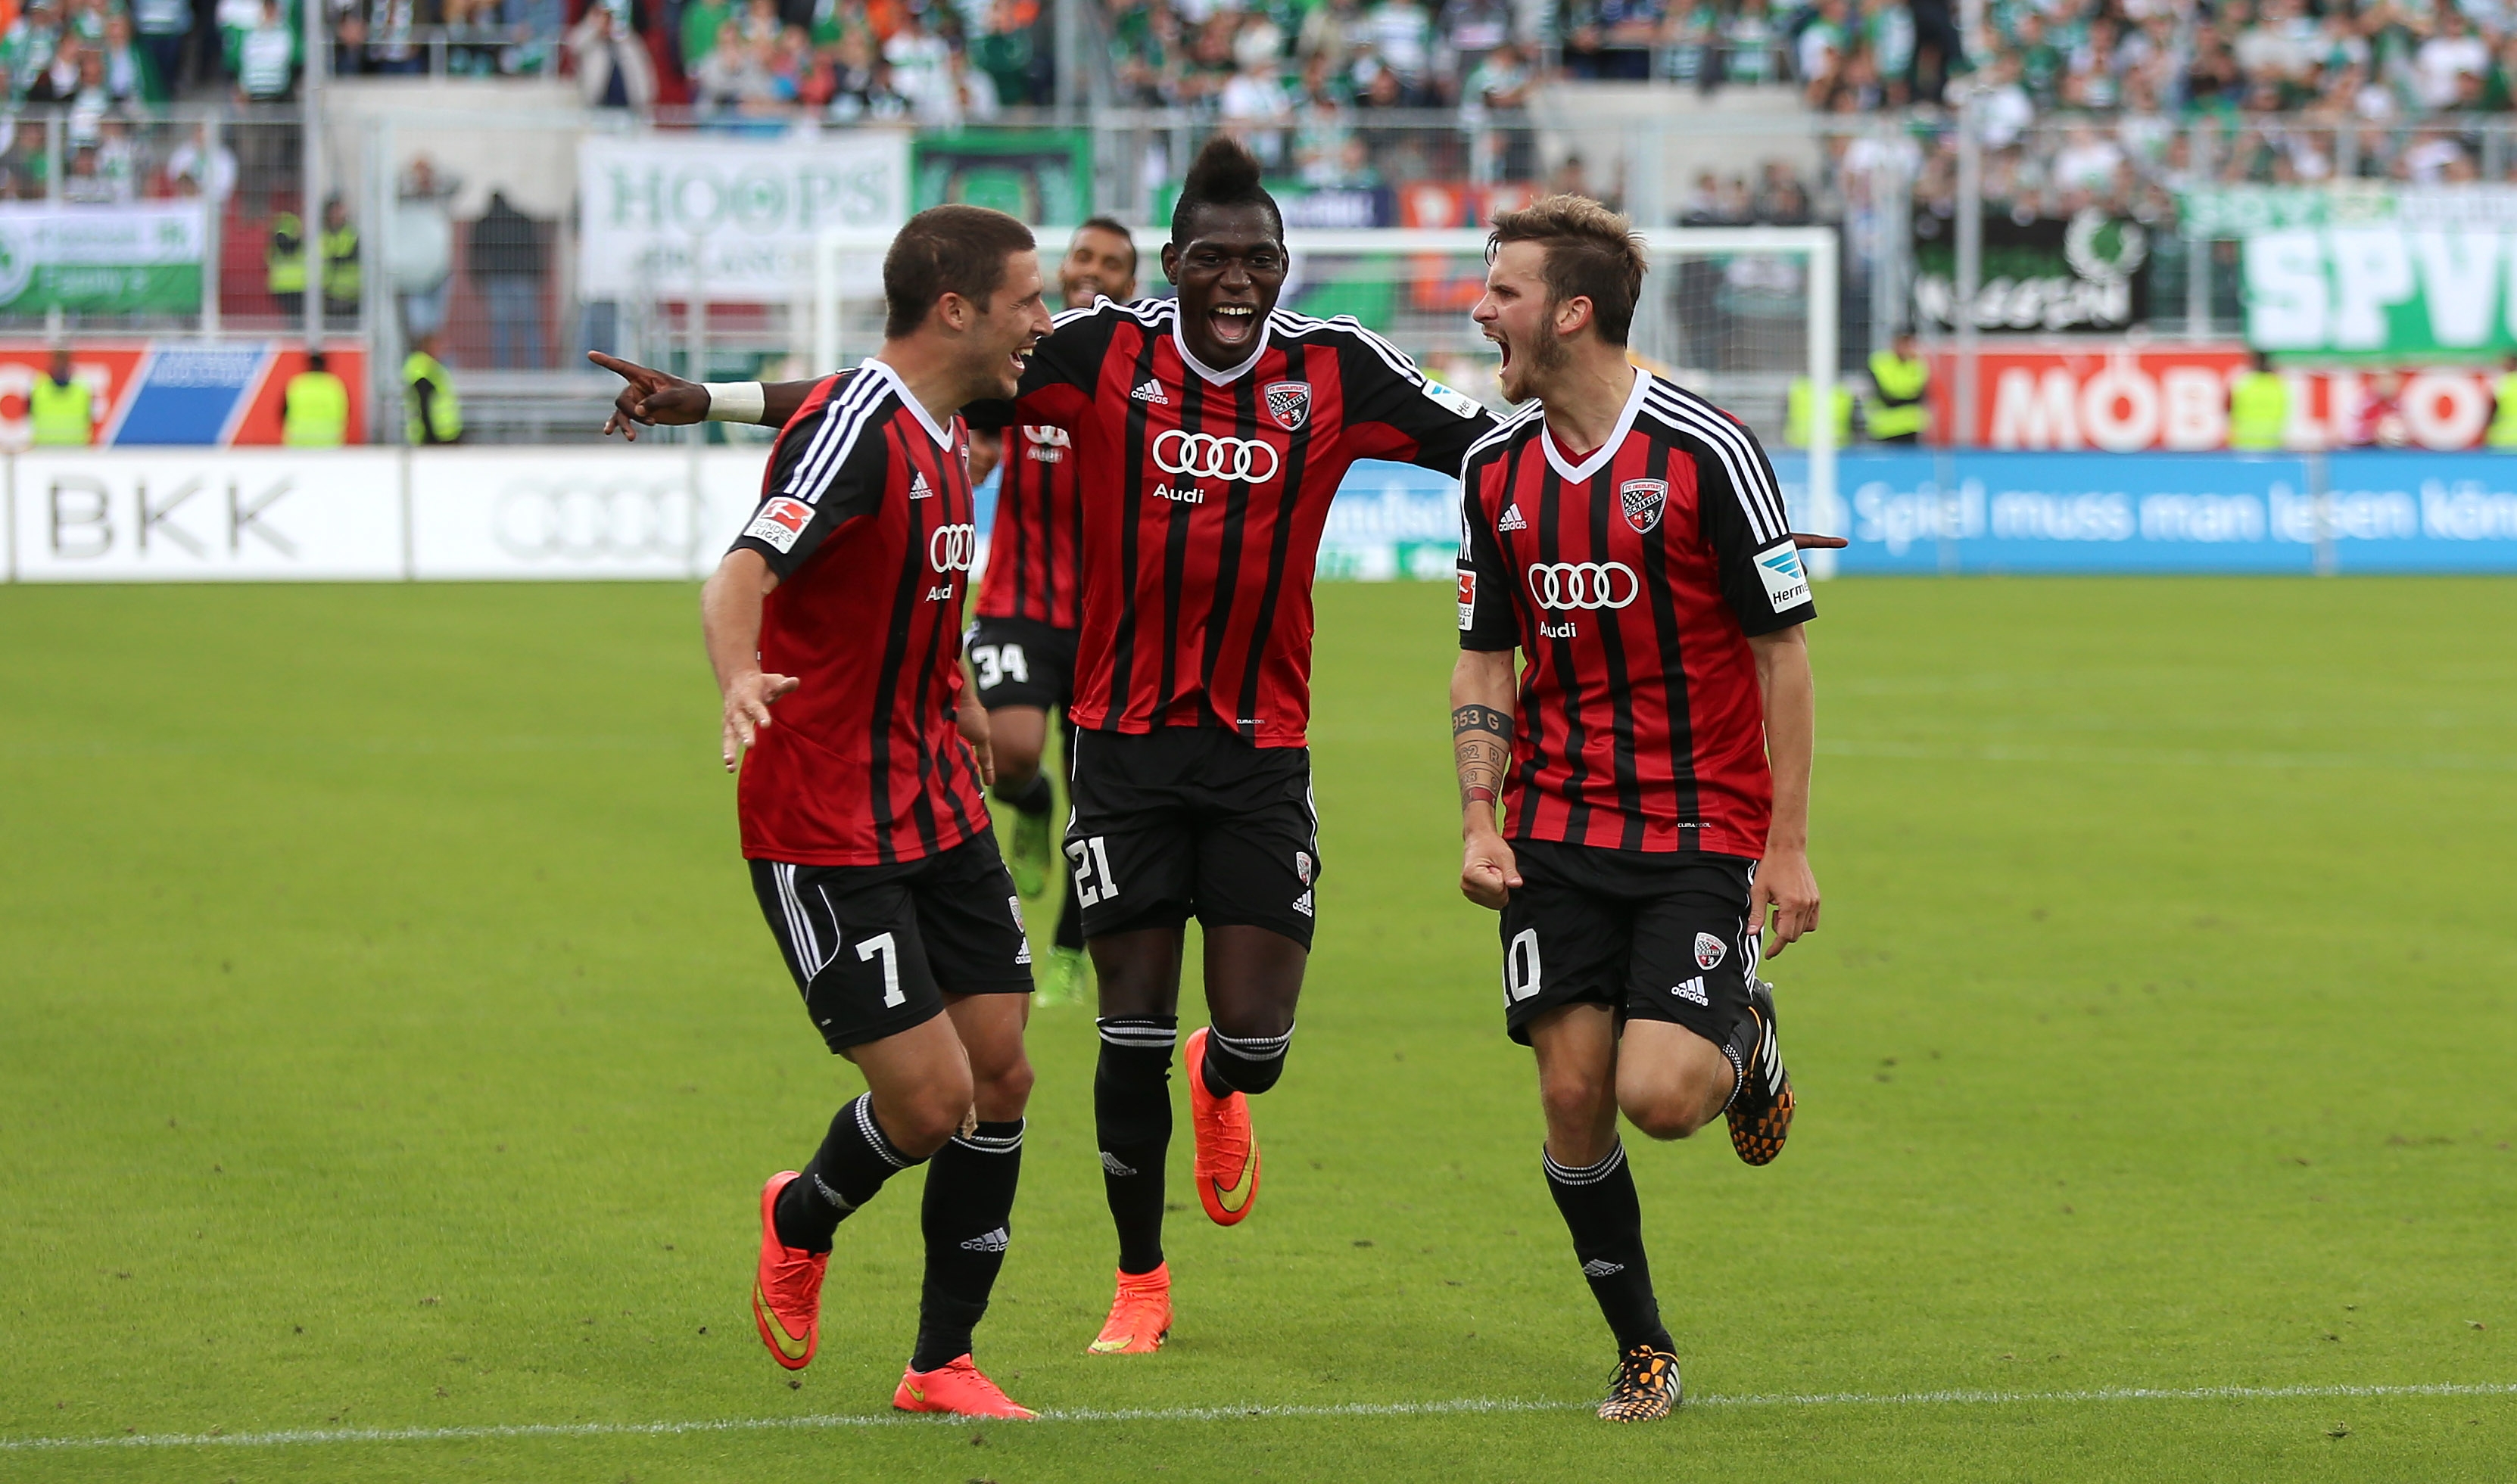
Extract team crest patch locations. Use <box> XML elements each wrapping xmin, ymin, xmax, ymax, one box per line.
<box><xmin>1693</xmin><ymin>932</ymin><xmax>1727</xmax><ymax>970</ymax></box>
<box><xmin>1294</xmin><ymin>851</ymin><xmax>1313</xmax><ymax>885</ymax></box>
<box><xmin>1263</xmin><ymin>381</ymin><xmax>1313</xmax><ymax>431</ymax></box>
<box><xmin>1620</xmin><ymin>479</ymin><xmax>1668</xmax><ymax>534</ymax></box>
<box><xmin>744</xmin><ymin>496</ymin><xmax>813</xmax><ymax>553</ymax></box>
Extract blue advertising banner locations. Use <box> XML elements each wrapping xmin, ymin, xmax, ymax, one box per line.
<box><xmin>1772</xmin><ymin>451</ymin><xmax>2517</xmax><ymax>575</ymax></box>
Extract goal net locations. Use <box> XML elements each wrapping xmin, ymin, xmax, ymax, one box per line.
<box><xmin>811</xmin><ymin>226</ymin><xmax>1840</xmax><ymax>570</ymax></box>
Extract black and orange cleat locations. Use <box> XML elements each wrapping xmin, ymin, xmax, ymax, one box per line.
<box><xmin>1596</xmin><ymin>1344</ymin><xmax>1683</xmax><ymax>1422</ymax></box>
<box><xmin>1724</xmin><ymin>978</ymin><xmax>1793</xmax><ymax>1166</ymax></box>
<box><xmin>752</xmin><ymin>1171</ymin><xmax>827</xmax><ymax>1370</ymax></box>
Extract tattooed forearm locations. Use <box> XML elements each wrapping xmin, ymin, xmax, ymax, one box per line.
<box><xmin>1452</xmin><ymin>703</ymin><xmax>1512</xmax><ymax>811</ymax></box>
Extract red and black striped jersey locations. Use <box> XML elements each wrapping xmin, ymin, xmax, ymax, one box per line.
<box><xmin>973</xmin><ymin>423</ymin><xmax>1082</xmax><ymax>630</ymax></box>
<box><xmin>994</xmin><ymin>297</ymin><xmax>1495</xmax><ymax>745</ymax></box>
<box><xmin>727</xmin><ymin>361</ymin><xmax>991</xmax><ymax>867</ymax></box>
<box><xmin>1456</xmin><ymin>369</ymin><xmax>1816</xmax><ymax>859</ymax></box>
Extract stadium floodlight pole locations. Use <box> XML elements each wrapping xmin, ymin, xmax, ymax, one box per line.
<box><xmin>1955</xmin><ymin>89</ymin><xmax>1982</xmax><ymax>453</ymax></box>
<box><xmin>302</xmin><ymin>0</ymin><xmax>326</xmax><ymax>353</ymax></box>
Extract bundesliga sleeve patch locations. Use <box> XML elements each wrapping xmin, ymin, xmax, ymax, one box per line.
<box><xmin>745</xmin><ymin>496</ymin><xmax>814</xmax><ymax>553</ymax></box>
<box><xmin>1422</xmin><ymin>380</ymin><xmax>1486</xmax><ymax>419</ymax></box>
<box><xmin>1754</xmin><ymin>541</ymin><xmax>1811</xmax><ymax>613</ymax></box>
<box><xmin>1456</xmin><ymin>569</ymin><xmax>1478</xmax><ymax>630</ymax></box>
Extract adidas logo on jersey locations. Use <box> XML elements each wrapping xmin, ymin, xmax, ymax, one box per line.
<box><xmin>908</xmin><ymin>472</ymin><xmax>933</xmax><ymax>499</ymax></box>
<box><xmin>1130</xmin><ymin>378</ymin><xmax>1169</xmax><ymax>404</ymax></box>
<box><xmin>1100</xmin><ymin>1151</ymin><xmax>1139</xmax><ymax>1178</ymax></box>
<box><xmin>1671</xmin><ymin>975</ymin><xmax>1709</xmax><ymax>1006</ymax></box>
<box><xmin>1291</xmin><ymin>889</ymin><xmax>1314</xmax><ymax>918</ymax></box>
<box><xmin>1581</xmin><ymin>1258</ymin><xmax>1625</xmax><ymax>1278</ymax></box>
<box><xmin>959</xmin><ymin>1227</ymin><xmax>1010</xmax><ymax>1254</ymax></box>
<box><xmin>1497</xmin><ymin>502</ymin><xmax>1528</xmax><ymax>531</ymax></box>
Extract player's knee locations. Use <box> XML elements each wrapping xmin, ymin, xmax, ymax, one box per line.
<box><xmin>989</xmin><ymin>751</ymin><xmax>1042</xmax><ymax>796</ymax></box>
<box><xmin>971</xmin><ymin>1051</ymin><xmax>1034</xmax><ymax>1118</ymax></box>
<box><xmin>1625</xmin><ymin>1095</ymin><xmax>1712</xmax><ymax>1142</ymax></box>
<box><xmin>883</xmin><ymin>1079</ymin><xmax>975</xmax><ymax>1157</ymax></box>
<box><xmin>1538</xmin><ymin>1069</ymin><xmax>1612</xmax><ymax>1136</ymax></box>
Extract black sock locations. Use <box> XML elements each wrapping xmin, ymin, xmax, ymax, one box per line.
<box><xmin>911</xmin><ymin>1119</ymin><xmax>1024</xmax><ymax>1372</ymax></box>
<box><xmin>1718</xmin><ymin>1010</ymin><xmax>1757</xmax><ymax>1113</ymax></box>
<box><xmin>1198</xmin><ymin>1024</ymin><xmax>1293</xmax><ymax>1097</ymax></box>
<box><xmin>773</xmin><ymin>1094</ymin><xmax>924</xmax><ymax>1254</ymax></box>
<box><xmin>1095</xmin><ymin>1016</ymin><xmax>1176</xmax><ymax>1275</ymax></box>
<box><xmin>1543</xmin><ymin>1141</ymin><xmax>1674</xmax><ymax>1354</ymax></box>
<box><xmin>997</xmin><ymin>773</ymin><xmax>1052</xmax><ymax>816</ymax></box>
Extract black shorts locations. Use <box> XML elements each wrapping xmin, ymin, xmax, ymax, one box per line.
<box><xmin>1497</xmin><ymin>839</ymin><xmax>1759</xmax><ymax>1048</ymax></box>
<box><xmin>964</xmin><ymin>617</ymin><xmax>1077</xmax><ymax>714</ymax></box>
<box><xmin>1065</xmin><ymin>726</ymin><xmax>1321</xmax><ymax>949</ymax></box>
<box><xmin>750</xmin><ymin>831</ymin><xmax>1034</xmax><ymax>1053</ymax></box>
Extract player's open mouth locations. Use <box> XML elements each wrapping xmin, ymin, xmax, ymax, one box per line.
<box><xmin>1210</xmin><ymin>303</ymin><xmax>1258</xmax><ymax>346</ymax></box>
<box><xmin>1487</xmin><ymin>330</ymin><xmax>1512</xmax><ymax>372</ymax></box>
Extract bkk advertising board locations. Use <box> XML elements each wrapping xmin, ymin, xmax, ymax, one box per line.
<box><xmin>9</xmin><ymin>450</ymin><xmax>403</xmax><ymax>581</ymax></box>
<box><xmin>578</xmin><ymin>133</ymin><xmax>911</xmax><ymax>301</ymax></box>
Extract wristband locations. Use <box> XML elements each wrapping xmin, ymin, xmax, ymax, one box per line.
<box><xmin>703</xmin><ymin>381</ymin><xmax>766</xmax><ymax>424</ymax></box>
<box><xmin>1463</xmin><ymin>786</ymin><xmax>1497</xmax><ymax>805</ymax></box>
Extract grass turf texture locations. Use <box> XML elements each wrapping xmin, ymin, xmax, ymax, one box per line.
<box><xmin>2</xmin><ymin>576</ymin><xmax>2513</xmax><ymax>1482</ymax></box>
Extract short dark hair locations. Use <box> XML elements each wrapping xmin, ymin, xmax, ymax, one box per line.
<box><xmin>306</xmin><ymin>348</ymin><xmax>328</xmax><ymax>371</ymax></box>
<box><xmin>883</xmin><ymin>204</ymin><xmax>1037</xmax><ymax>340</ymax></box>
<box><xmin>1170</xmin><ymin>135</ymin><xmax>1282</xmax><ymax>246</ymax></box>
<box><xmin>1076</xmin><ymin>214</ymin><xmax>1139</xmax><ymax>274</ymax></box>
<box><xmin>1486</xmin><ymin>194</ymin><xmax>1649</xmax><ymax>347</ymax></box>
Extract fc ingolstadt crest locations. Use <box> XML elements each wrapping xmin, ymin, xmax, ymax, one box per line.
<box><xmin>1263</xmin><ymin>381</ymin><xmax>1312</xmax><ymax>431</ymax></box>
<box><xmin>1620</xmin><ymin>478</ymin><xmax>1667</xmax><ymax>534</ymax></box>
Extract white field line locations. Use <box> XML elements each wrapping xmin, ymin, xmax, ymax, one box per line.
<box><xmin>1817</xmin><ymin>739</ymin><xmax>2517</xmax><ymax>773</ymax></box>
<box><xmin>6</xmin><ymin>1381</ymin><xmax>2512</xmax><ymax>1453</ymax></box>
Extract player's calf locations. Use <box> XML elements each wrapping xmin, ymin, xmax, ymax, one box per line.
<box><xmin>1615</xmin><ymin>1020</ymin><xmax>1737</xmax><ymax>1143</ymax></box>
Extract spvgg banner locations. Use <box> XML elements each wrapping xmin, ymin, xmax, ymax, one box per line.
<box><xmin>1911</xmin><ymin>209</ymin><xmax>2151</xmax><ymax>333</ymax></box>
<box><xmin>2244</xmin><ymin>222</ymin><xmax>2517</xmax><ymax>356</ymax></box>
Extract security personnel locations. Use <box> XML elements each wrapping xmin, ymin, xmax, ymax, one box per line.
<box><xmin>2228</xmin><ymin>350</ymin><xmax>2288</xmax><ymax>451</ymax></box>
<box><xmin>1787</xmin><ymin>375</ymin><xmax>1855</xmax><ymax>448</ymax></box>
<box><xmin>319</xmin><ymin>196</ymin><xmax>362</xmax><ymax>322</ymax></box>
<box><xmin>283</xmin><ymin>348</ymin><xmax>350</xmax><ymax>446</ymax></box>
<box><xmin>2487</xmin><ymin>355</ymin><xmax>2517</xmax><ymax>450</ymax></box>
<box><xmin>29</xmin><ymin>347</ymin><xmax>95</xmax><ymax>446</ymax></box>
<box><xmin>1864</xmin><ymin>331</ymin><xmax>1931</xmax><ymax>444</ymax></box>
<box><xmin>403</xmin><ymin>331</ymin><xmax>462</xmax><ymax>444</ymax></box>
<box><xmin>268</xmin><ymin>207</ymin><xmax>307</xmax><ymax>325</ymax></box>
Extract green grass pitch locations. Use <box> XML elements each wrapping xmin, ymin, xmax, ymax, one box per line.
<box><xmin>4</xmin><ymin>575</ymin><xmax>2515</xmax><ymax>1482</ymax></box>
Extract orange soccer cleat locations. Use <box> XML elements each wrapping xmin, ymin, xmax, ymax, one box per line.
<box><xmin>751</xmin><ymin>1171</ymin><xmax>827</xmax><ymax>1371</ymax></box>
<box><xmin>1087</xmin><ymin>1262</ymin><xmax>1173</xmax><ymax>1355</ymax></box>
<box><xmin>1185</xmin><ymin>1028</ymin><xmax>1261</xmax><ymax>1225</ymax></box>
<box><xmin>892</xmin><ymin>1355</ymin><xmax>1039</xmax><ymax>1419</ymax></box>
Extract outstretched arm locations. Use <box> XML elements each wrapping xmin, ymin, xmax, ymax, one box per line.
<box><xmin>1452</xmin><ymin>647</ymin><xmax>1522</xmax><ymax>910</ymax></box>
<box><xmin>700</xmin><ymin>549</ymin><xmax>799</xmax><ymax>772</ymax></box>
<box><xmin>590</xmin><ymin>351</ymin><xmax>818</xmax><ymax>440</ymax></box>
<box><xmin>1745</xmin><ymin>624</ymin><xmax>1818</xmax><ymax>956</ymax></box>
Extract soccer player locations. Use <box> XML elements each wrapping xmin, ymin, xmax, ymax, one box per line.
<box><xmin>697</xmin><ymin>204</ymin><xmax>1052</xmax><ymax>1420</ymax></box>
<box><xmin>1450</xmin><ymin>197</ymin><xmax>1821</xmax><ymax>1422</ymax></box>
<box><xmin>963</xmin><ymin>217</ymin><xmax>1142</xmax><ymax>1009</ymax></box>
<box><xmin>597</xmin><ymin>137</ymin><xmax>1498</xmax><ymax>1355</ymax></box>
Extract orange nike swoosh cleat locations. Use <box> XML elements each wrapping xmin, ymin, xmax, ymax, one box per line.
<box><xmin>752</xmin><ymin>1171</ymin><xmax>827</xmax><ymax>1371</ymax></box>
<box><xmin>1087</xmin><ymin>1262</ymin><xmax>1173</xmax><ymax>1355</ymax></box>
<box><xmin>1185</xmin><ymin>1027</ymin><xmax>1260</xmax><ymax>1225</ymax></box>
<box><xmin>892</xmin><ymin>1355</ymin><xmax>1039</xmax><ymax>1419</ymax></box>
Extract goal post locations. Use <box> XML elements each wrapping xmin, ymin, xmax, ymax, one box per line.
<box><xmin>813</xmin><ymin>224</ymin><xmax>1840</xmax><ymax>548</ymax></box>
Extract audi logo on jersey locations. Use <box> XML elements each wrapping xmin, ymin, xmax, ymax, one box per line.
<box><xmin>929</xmin><ymin>523</ymin><xmax>978</xmax><ymax>573</ymax></box>
<box><xmin>1527</xmin><ymin>562</ymin><xmax>1640</xmax><ymax>611</ymax></box>
<box><xmin>1151</xmin><ymin>430</ymin><xmax>1280</xmax><ymax>483</ymax></box>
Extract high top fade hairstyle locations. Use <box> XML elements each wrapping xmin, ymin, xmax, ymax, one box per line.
<box><xmin>1169</xmin><ymin>135</ymin><xmax>1283</xmax><ymax>247</ymax></box>
<box><xmin>1486</xmin><ymin>194</ymin><xmax>1649</xmax><ymax>347</ymax></box>
<box><xmin>883</xmin><ymin>204</ymin><xmax>1039</xmax><ymax>340</ymax></box>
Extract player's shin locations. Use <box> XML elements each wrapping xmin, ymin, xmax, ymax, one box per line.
<box><xmin>1543</xmin><ymin>1141</ymin><xmax>1676</xmax><ymax>1354</ymax></box>
<box><xmin>775</xmin><ymin>1094</ymin><xmax>927</xmax><ymax>1252</ymax></box>
<box><xmin>911</xmin><ymin>1119</ymin><xmax>1025</xmax><ymax>1371</ymax></box>
<box><xmin>1095</xmin><ymin>1016</ymin><xmax>1177</xmax><ymax>1274</ymax></box>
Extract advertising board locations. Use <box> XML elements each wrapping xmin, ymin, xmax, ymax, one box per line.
<box><xmin>9</xmin><ymin>450</ymin><xmax>403</xmax><ymax>581</ymax></box>
<box><xmin>578</xmin><ymin>133</ymin><xmax>911</xmax><ymax>301</ymax></box>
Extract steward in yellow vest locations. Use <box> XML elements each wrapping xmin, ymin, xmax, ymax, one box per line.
<box><xmin>268</xmin><ymin>210</ymin><xmax>307</xmax><ymax>311</ymax></box>
<box><xmin>403</xmin><ymin>337</ymin><xmax>462</xmax><ymax>445</ymax></box>
<box><xmin>2228</xmin><ymin>352</ymin><xmax>2287</xmax><ymax>450</ymax></box>
<box><xmin>30</xmin><ymin>351</ymin><xmax>94</xmax><ymax>446</ymax></box>
<box><xmin>1864</xmin><ymin>334</ymin><xmax>1931</xmax><ymax>443</ymax></box>
<box><xmin>2488</xmin><ymin>359</ymin><xmax>2517</xmax><ymax>449</ymax></box>
<box><xmin>320</xmin><ymin>197</ymin><xmax>361</xmax><ymax>319</ymax></box>
<box><xmin>1786</xmin><ymin>375</ymin><xmax>1855</xmax><ymax>448</ymax></box>
<box><xmin>284</xmin><ymin>350</ymin><xmax>350</xmax><ymax>446</ymax></box>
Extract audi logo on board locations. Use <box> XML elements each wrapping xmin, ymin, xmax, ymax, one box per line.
<box><xmin>494</xmin><ymin>481</ymin><xmax>692</xmax><ymax>560</ymax></box>
<box><xmin>1526</xmin><ymin>562</ymin><xmax>1640</xmax><ymax>611</ymax></box>
<box><xmin>929</xmin><ymin>522</ymin><xmax>978</xmax><ymax>573</ymax></box>
<box><xmin>1151</xmin><ymin>430</ymin><xmax>1279</xmax><ymax>483</ymax></box>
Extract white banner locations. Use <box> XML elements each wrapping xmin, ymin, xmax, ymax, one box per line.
<box><xmin>407</xmin><ymin>447</ymin><xmax>761</xmax><ymax>580</ymax></box>
<box><xmin>10</xmin><ymin>450</ymin><xmax>403</xmax><ymax>581</ymax></box>
<box><xmin>577</xmin><ymin>133</ymin><xmax>911</xmax><ymax>301</ymax></box>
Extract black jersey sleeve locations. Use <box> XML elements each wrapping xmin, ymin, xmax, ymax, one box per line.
<box><xmin>728</xmin><ymin>374</ymin><xmax>888</xmax><ymax>580</ymax></box>
<box><xmin>1456</xmin><ymin>443</ymin><xmax>1519</xmax><ymax>652</ymax></box>
<box><xmin>1333</xmin><ymin>323</ymin><xmax>1499</xmax><ymax>473</ymax></box>
<box><xmin>1691</xmin><ymin>410</ymin><xmax>1818</xmax><ymax>636</ymax></box>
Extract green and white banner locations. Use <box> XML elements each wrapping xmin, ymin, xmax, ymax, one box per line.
<box><xmin>2183</xmin><ymin>184</ymin><xmax>2517</xmax><ymax>237</ymax></box>
<box><xmin>0</xmin><ymin>205</ymin><xmax>203</xmax><ymax>313</ymax></box>
<box><xmin>577</xmin><ymin>132</ymin><xmax>911</xmax><ymax>301</ymax></box>
<box><xmin>2242</xmin><ymin>220</ymin><xmax>2517</xmax><ymax>356</ymax></box>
